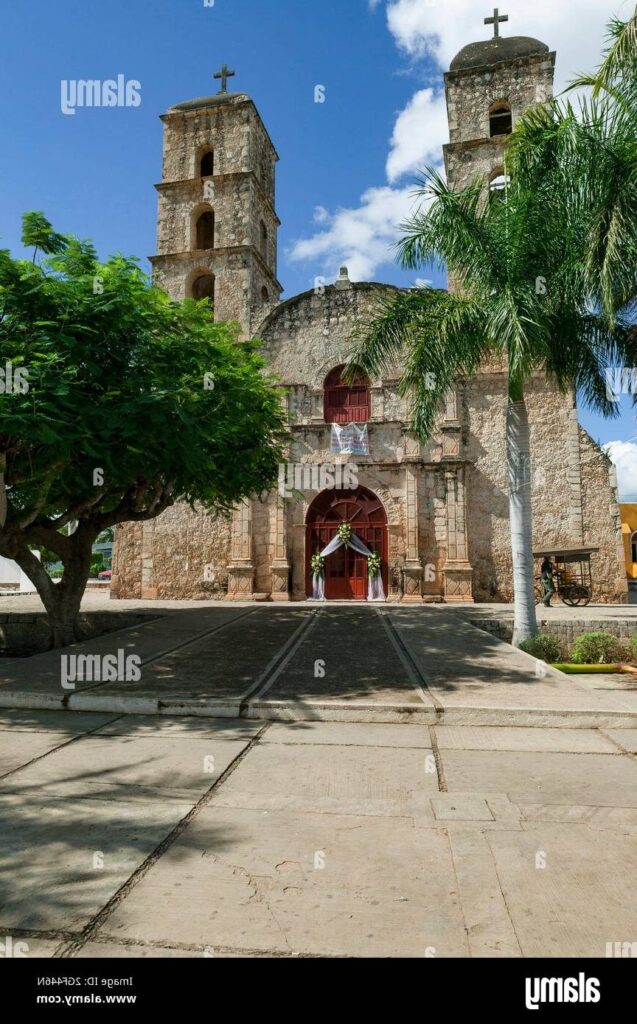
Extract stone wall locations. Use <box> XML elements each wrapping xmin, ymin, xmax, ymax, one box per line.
<box><xmin>112</xmin><ymin>503</ymin><xmax>232</xmax><ymax>602</ymax></box>
<box><xmin>578</xmin><ymin>429</ymin><xmax>627</xmax><ymax>602</ymax></box>
<box><xmin>0</xmin><ymin>610</ymin><xmax>158</xmax><ymax>656</ymax></box>
<box><xmin>473</xmin><ymin>617</ymin><xmax>635</xmax><ymax>657</ymax></box>
<box><xmin>464</xmin><ymin>372</ymin><xmax>626</xmax><ymax>603</ymax></box>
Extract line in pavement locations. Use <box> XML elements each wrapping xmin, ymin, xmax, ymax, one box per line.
<box><xmin>239</xmin><ymin>609</ymin><xmax>322</xmax><ymax>708</ymax></box>
<box><xmin>63</xmin><ymin>606</ymin><xmax>261</xmax><ymax>699</ymax></box>
<box><xmin>378</xmin><ymin>610</ymin><xmax>443</xmax><ymax>712</ymax></box>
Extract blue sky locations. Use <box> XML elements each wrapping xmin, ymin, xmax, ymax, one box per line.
<box><xmin>1</xmin><ymin>0</ymin><xmax>636</xmax><ymax>490</ymax></box>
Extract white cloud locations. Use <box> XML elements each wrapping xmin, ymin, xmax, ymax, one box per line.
<box><xmin>290</xmin><ymin>184</ymin><xmax>422</xmax><ymax>282</ymax></box>
<box><xmin>604</xmin><ymin>440</ymin><xmax>637</xmax><ymax>500</ymax></box>
<box><xmin>385</xmin><ymin>0</ymin><xmax>633</xmax><ymax>92</ymax></box>
<box><xmin>289</xmin><ymin>0</ymin><xmax>633</xmax><ymax>282</ymax></box>
<box><xmin>386</xmin><ymin>87</ymin><xmax>449</xmax><ymax>183</ymax></box>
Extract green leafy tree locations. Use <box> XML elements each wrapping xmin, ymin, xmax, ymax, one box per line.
<box><xmin>0</xmin><ymin>214</ymin><xmax>287</xmax><ymax>647</ymax></box>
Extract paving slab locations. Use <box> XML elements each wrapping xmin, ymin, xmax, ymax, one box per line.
<box><xmin>93</xmin><ymin>715</ymin><xmax>261</xmax><ymax>741</ymax></box>
<box><xmin>0</xmin><ymin>728</ymin><xmax>257</xmax><ymax>803</ymax></box>
<box><xmin>263</xmin><ymin>608</ymin><xmax>428</xmax><ymax>706</ymax></box>
<box><xmin>0</xmin><ymin>709</ymin><xmax>121</xmax><ymax>734</ymax></box>
<box><xmin>431</xmin><ymin>795</ymin><xmax>494</xmax><ymax>822</ymax></box>
<box><xmin>261</xmin><ymin>721</ymin><xmax>432</xmax><ymax>747</ymax></box>
<box><xmin>441</xmin><ymin>749</ymin><xmax>637</xmax><ymax>806</ymax></box>
<box><xmin>89</xmin><ymin>607</ymin><xmax>313</xmax><ymax>704</ymax></box>
<box><xmin>100</xmin><ymin>805</ymin><xmax>468</xmax><ymax>957</ymax></box>
<box><xmin>484</xmin><ymin>823</ymin><xmax>637</xmax><ymax>957</ymax></box>
<box><xmin>391</xmin><ymin>608</ymin><xmax>637</xmax><ymax>719</ymax></box>
<box><xmin>0</xmin><ymin>730</ymin><xmax>79</xmax><ymax>777</ymax></box>
<box><xmin>434</xmin><ymin>725</ymin><xmax>619</xmax><ymax>754</ymax></box>
<box><xmin>602</xmin><ymin>728</ymin><xmax>637</xmax><ymax>754</ymax></box>
<box><xmin>520</xmin><ymin>803</ymin><xmax>637</xmax><ymax>831</ymax></box>
<box><xmin>447</xmin><ymin>830</ymin><xmax>522</xmax><ymax>957</ymax></box>
<box><xmin>0</xmin><ymin>606</ymin><xmax>256</xmax><ymax>702</ymax></box>
<box><xmin>0</xmin><ymin>793</ymin><xmax>193</xmax><ymax>932</ymax></box>
<box><xmin>207</xmin><ymin>739</ymin><xmax>438</xmax><ymax>819</ymax></box>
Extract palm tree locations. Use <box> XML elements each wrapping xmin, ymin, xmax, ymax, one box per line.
<box><xmin>349</xmin><ymin>163</ymin><xmax>633</xmax><ymax>645</ymax></box>
<box><xmin>510</xmin><ymin>8</ymin><xmax>637</xmax><ymax>321</ymax></box>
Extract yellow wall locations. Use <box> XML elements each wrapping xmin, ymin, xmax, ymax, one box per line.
<box><xmin>620</xmin><ymin>504</ymin><xmax>637</xmax><ymax>579</ymax></box>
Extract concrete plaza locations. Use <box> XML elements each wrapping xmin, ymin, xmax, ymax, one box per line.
<box><xmin>0</xmin><ymin>598</ymin><xmax>636</xmax><ymax>958</ymax></box>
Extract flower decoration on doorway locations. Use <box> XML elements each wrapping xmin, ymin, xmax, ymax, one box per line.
<box><xmin>309</xmin><ymin>520</ymin><xmax>385</xmax><ymax>602</ymax></box>
<box><xmin>367</xmin><ymin>552</ymin><xmax>382</xmax><ymax>579</ymax></box>
<box><xmin>311</xmin><ymin>554</ymin><xmax>325</xmax><ymax>577</ymax></box>
<box><xmin>337</xmin><ymin>522</ymin><xmax>352</xmax><ymax>544</ymax></box>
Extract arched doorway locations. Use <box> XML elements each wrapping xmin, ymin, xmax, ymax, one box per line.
<box><xmin>306</xmin><ymin>486</ymin><xmax>388</xmax><ymax>600</ymax></box>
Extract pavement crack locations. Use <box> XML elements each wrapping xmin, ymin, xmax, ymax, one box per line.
<box><xmin>428</xmin><ymin>725</ymin><xmax>448</xmax><ymax>792</ymax></box>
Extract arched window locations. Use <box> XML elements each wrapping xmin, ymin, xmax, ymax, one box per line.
<box><xmin>200</xmin><ymin>150</ymin><xmax>214</xmax><ymax>177</ymax></box>
<box><xmin>261</xmin><ymin>286</ymin><xmax>270</xmax><ymax>303</ymax></box>
<box><xmin>489</xmin><ymin>101</ymin><xmax>512</xmax><ymax>137</ymax></box>
<box><xmin>260</xmin><ymin>221</ymin><xmax>268</xmax><ymax>260</ymax></box>
<box><xmin>191</xmin><ymin>274</ymin><xmax>215</xmax><ymax>307</ymax></box>
<box><xmin>195</xmin><ymin>210</ymin><xmax>215</xmax><ymax>250</ymax></box>
<box><xmin>489</xmin><ymin>167</ymin><xmax>511</xmax><ymax>198</ymax></box>
<box><xmin>324</xmin><ymin>365</ymin><xmax>370</xmax><ymax>424</ymax></box>
<box><xmin>631</xmin><ymin>532</ymin><xmax>637</xmax><ymax>564</ymax></box>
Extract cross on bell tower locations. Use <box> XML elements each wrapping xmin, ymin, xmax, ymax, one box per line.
<box><xmin>484</xmin><ymin>8</ymin><xmax>508</xmax><ymax>38</ymax></box>
<box><xmin>214</xmin><ymin>63</ymin><xmax>235</xmax><ymax>94</ymax></box>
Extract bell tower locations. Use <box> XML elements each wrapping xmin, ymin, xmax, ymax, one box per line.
<box><xmin>443</xmin><ymin>10</ymin><xmax>556</xmax><ymax>193</ymax></box>
<box><xmin>151</xmin><ymin>66</ymin><xmax>282</xmax><ymax>337</ymax></box>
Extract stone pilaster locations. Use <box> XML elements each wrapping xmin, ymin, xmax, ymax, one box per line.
<box><xmin>227</xmin><ymin>499</ymin><xmax>255</xmax><ymax>599</ymax></box>
<box><xmin>564</xmin><ymin>396</ymin><xmax>585</xmax><ymax>544</ymax></box>
<box><xmin>141</xmin><ymin>520</ymin><xmax>159</xmax><ymax>599</ymax></box>
<box><xmin>402</xmin><ymin>466</ymin><xmax>423</xmax><ymax>602</ymax></box>
<box><xmin>443</xmin><ymin>465</ymin><xmax>474</xmax><ymax>603</ymax></box>
<box><xmin>270</xmin><ymin>494</ymin><xmax>291</xmax><ymax>600</ymax></box>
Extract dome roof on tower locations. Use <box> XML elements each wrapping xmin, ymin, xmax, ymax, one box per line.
<box><xmin>450</xmin><ymin>35</ymin><xmax>549</xmax><ymax>71</ymax></box>
<box><xmin>167</xmin><ymin>92</ymin><xmax>250</xmax><ymax>113</ymax></box>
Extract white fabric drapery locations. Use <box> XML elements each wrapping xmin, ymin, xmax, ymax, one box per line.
<box><xmin>310</xmin><ymin>530</ymin><xmax>385</xmax><ymax>602</ymax></box>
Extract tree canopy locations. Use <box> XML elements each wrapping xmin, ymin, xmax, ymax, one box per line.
<box><xmin>0</xmin><ymin>214</ymin><xmax>287</xmax><ymax>644</ymax></box>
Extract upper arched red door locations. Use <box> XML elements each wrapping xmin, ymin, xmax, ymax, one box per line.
<box><xmin>323</xmin><ymin>365</ymin><xmax>370</xmax><ymax>423</ymax></box>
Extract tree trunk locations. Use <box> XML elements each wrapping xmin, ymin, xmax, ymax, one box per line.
<box><xmin>507</xmin><ymin>379</ymin><xmax>539</xmax><ymax>646</ymax></box>
<box><xmin>13</xmin><ymin>528</ymin><xmax>95</xmax><ymax>649</ymax></box>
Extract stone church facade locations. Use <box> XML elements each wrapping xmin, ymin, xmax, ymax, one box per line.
<box><xmin>112</xmin><ymin>27</ymin><xmax>627</xmax><ymax>605</ymax></box>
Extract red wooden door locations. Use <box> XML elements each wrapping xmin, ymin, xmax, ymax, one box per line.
<box><xmin>306</xmin><ymin>488</ymin><xmax>387</xmax><ymax>600</ymax></box>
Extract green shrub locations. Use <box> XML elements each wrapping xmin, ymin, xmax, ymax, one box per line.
<box><xmin>571</xmin><ymin>632</ymin><xmax>621</xmax><ymax>665</ymax></box>
<box><xmin>519</xmin><ymin>633</ymin><xmax>561</xmax><ymax>663</ymax></box>
<box><xmin>89</xmin><ymin>552</ymin><xmax>104</xmax><ymax>578</ymax></box>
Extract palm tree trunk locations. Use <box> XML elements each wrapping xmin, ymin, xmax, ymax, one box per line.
<box><xmin>507</xmin><ymin>377</ymin><xmax>538</xmax><ymax>646</ymax></box>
